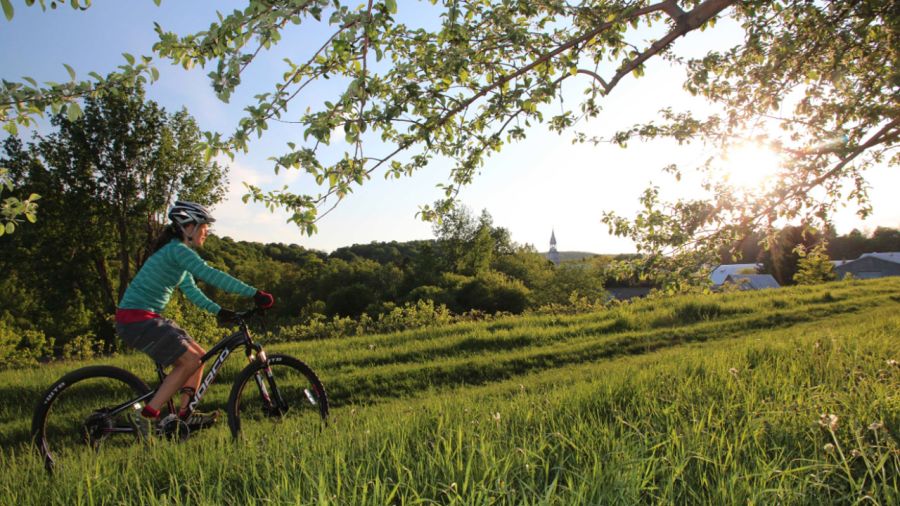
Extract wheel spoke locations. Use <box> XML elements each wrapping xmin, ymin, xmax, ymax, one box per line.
<box><xmin>32</xmin><ymin>366</ymin><xmax>150</xmax><ymax>472</ymax></box>
<box><xmin>227</xmin><ymin>355</ymin><xmax>328</xmax><ymax>437</ymax></box>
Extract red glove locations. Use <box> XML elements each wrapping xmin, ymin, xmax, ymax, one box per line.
<box><xmin>254</xmin><ymin>290</ymin><xmax>274</xmax><ymax>309</ymax></box>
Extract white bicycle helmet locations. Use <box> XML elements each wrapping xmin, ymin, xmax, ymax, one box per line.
<box><xmin>168</xmin><ymin>201</ymin><xmax>216</xmax><ymax>227</ymax></box>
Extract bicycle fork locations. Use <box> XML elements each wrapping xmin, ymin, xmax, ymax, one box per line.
<box><xmin>248</xmin><ymin>350</ymin><xmax>285</xmax><ymax>416</ymax></box>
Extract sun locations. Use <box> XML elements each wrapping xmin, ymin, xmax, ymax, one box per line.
<box><xmin>718</xmin><ymin>141</ymin><xmax>783</xmax><ymax>191</ymax></box>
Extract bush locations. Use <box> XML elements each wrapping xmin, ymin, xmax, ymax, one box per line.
<box><xmin>456</xmin><ymin>271</ymin><xmax>530</xmax><ymax>314</ymax></box>
<box><xmin>61</xmin><ymin>333</ymin><xmax>103</xmax><ymax>361</ymax></box>
<box><xmin>404</xmin><ymin>285</ymin><xmax>454</xmax><ymax>308</ymax></box>
<box><xmin>326</xmin><ymin>283</ymin><xmax>377</xmax><ymax>317</ymax></box>
<box><xmin>0</xmin><ymin>322</ymin><xmax>54</xmax><ymax>369</ymax></box>
<box><xmin>374</xmin><ymin>300</ymin><xmax>453</xmax><ymax>333</ymax></box>
<box><xmin>162</xmin><ymin>294</ymin><xmax>221</xmax><ymax>345</ymax></box>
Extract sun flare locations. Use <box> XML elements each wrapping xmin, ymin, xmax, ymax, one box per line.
<box><xmin>719</xmin><ymin>142</ymin><xmax>783</xmax><ymax>191</ymax></box>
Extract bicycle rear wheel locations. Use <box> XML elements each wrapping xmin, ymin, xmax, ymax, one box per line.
<box><xmin>32</xmin><ymin>365</ymin><xmax>151</xmax><ymax>473</ymax></box>
<box><xmin>226</xmin><ymin>354</ymin><xmax>328</xmax><ymax>438</ymax></box>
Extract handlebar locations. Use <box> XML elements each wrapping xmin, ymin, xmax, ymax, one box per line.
<box><xmin>224</xmin><ymin>307</ymin><xmax>268</xmax><ymax>326</ymax></box>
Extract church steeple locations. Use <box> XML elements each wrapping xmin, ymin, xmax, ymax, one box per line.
<box><xmin>548</xmin><ymin>229</ymin><xmax>560</xmax><ymax>265</ymax></box>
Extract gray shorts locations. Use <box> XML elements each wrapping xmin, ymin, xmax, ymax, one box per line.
<box><xmin>115</xmin><ymin>318</ymin><xmax>193</xmax><ymax>367</ymax></box>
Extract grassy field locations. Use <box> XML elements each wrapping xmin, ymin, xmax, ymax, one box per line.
<box><xmin>1</xmin><ymin>278</ymin><xmax>899</xmax><ymax>504</ymax></box>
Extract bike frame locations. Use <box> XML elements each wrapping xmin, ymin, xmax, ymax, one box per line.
<box><xmin>98</xmin><ymin>318</ymin><xmax>266</xmax><ymax>431</ymax></box>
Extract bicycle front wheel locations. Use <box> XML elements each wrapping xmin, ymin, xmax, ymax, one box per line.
<box><xmin>226</xmin><ymin>354</ymin><xmax>328</xmax><ymax>438</ymax></box>
<box><xmin>32</xmin><ymin>365</ymin><xmax>151</xmax><ymax>473</ymax></box>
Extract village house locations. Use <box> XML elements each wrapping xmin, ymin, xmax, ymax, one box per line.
<box><xmin>833</xmin><ymin>252</ymin><xmax>900</xmax><ymax>279</ymax></box>
<box><xmin>722</xmin><ymin>274</ymin><xmax>781</xmax><ymax>290</ymax></box>
<box><xmin>710</xmin><ymin>263</ymin><xmax>762</xmax><ymax>286</ymax></box>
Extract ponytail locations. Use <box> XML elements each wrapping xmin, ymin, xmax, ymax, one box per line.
<box><xmin>151</xmin><ymin>223</ymin><xmax>185</xmax><ymax>254</ymax></box>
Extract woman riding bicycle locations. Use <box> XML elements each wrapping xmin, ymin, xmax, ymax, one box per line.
<box><xmin>115</xmin><ymin>200</ymin><xmax>274</xmax><ymax>435</ymax></box>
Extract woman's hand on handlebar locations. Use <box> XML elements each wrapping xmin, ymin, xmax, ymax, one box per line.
<box><xmin>217</xmin><ymin>308</ymin><xmax>238</xmax><ymax>327</ymax></box>
<box><xmin>254</xmin><ymin>290</ymin><xmax>275</xmax><ymax>309</ymax></box>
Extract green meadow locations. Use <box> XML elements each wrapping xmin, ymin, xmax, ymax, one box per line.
<box><xmin>2</xmin><ymin>278</ymin><xmax>899</xmax><ymax>505</ymax></box>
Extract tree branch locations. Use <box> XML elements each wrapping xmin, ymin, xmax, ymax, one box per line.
<box><xmin>606</xmin><ymin>0</ymin><xmax>735</xmax><ymax>93</ymax></box>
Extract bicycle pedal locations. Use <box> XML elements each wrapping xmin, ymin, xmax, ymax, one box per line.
<box><xmin>160</xmin><ymin>415</ymin><xmax>191</xmax><ymax>441</ymax></box>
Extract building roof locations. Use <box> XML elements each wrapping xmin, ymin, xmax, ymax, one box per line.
<box><xmin>710</xmin><ymin>263</ymin><xmax>761</xmax><ymax>285</ymax></box>
<box><xmin>723</xmin><ymin>274</ymin><xmax>781</xmax><ymax>290</ymax></box>
<box><xmin>859</xmin><ymin>252</ymin><xmax>900</xmax><ymax>264</ymax></box>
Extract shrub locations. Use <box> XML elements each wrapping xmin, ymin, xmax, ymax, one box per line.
<box><xmin>61</xmin><ymin>333</ymin><xmax>103</xmax><ymax>361</ymax></box>
<box><xmin>374</xmin><ymin>300</ymin><xmax>453</xmax><ymax>333</ymax></box>
<box><xmin>456</xmin><ymin>271</ymin><xmax>530</xmax><ymax>314</ymax></box>
<box><xmin>326</xmin><ymin>283</ymin><xmax>377</xmax><ymax>317</ymax></box>
<box><xmin>404</xmin><ymin>285</ymin><xmax>454</xmax><ymax>308</ymax></box>
<box><xmin>0</xmin><ymin>323</ymin><xmax>54</xmax><ymax>369</ymax></box>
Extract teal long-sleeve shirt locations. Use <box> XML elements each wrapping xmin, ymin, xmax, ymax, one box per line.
<box><xmin>118</xmin><ymin>239</ymin><xmax>257</xmax><ymax>315</ymax></box>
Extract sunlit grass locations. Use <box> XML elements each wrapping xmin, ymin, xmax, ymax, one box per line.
<box><xmin>1</xmin><ymin>278</ymin><xmax>898</xmax><ymax>504</ymax></box>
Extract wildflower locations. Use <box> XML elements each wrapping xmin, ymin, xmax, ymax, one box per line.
<box><xmin>887</xmin><ymin>359</ymin><xmax>898</xmax><ymax>367</ymax></box>
<box><xmin>368</xmin><ymin>344</ymin><xmax>376</xmax><ymax>350</ymax></box>
<box><xmin>492</xmin><ymin>412</ymin><xmax>501</xmax><ymax>423</ymax></box>
<box><xmin>728</xmin><ymin>367</ymin><xmax>739</xmax><ymax>377</ymax></box>
<box><xmin>818</xmin><ymin>413</ymin><xmax>839</xmax><ymax>431</ymax></box>
<box><xmin>814</xmin><ymin>341</ymin><xmax>821</xmax><ymax>349</ymax></box>
<box><xmin>869</xmin><ymin>421</ymin><xmax>884</xmax><ymax>431</ymax></box>
<box><xmin>850</xmin><ymin>449</ymin><xmax>862</xmax><ymax>458</ymax></box>
<box><xmin>824</xmin><ymin>443</ymin><xmax>835</xmax><ymax>453</ymax></box>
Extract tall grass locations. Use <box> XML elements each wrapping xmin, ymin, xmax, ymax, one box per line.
<box><xmin>1</xmin><ymin>278</ymin><xmax>898</xmax><ymax>504</ymax></box>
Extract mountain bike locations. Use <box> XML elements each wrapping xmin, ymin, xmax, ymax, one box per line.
<box><xmin>31</xmin><ymin>308</ymin><xmax>328</xmax><ymax>473</ymax></box>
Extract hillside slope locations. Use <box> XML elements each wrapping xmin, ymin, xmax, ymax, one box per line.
<box><xmin>1</xmin><ymin>278</ymin><xmax>898</xmax><ymax>504</ymax></box>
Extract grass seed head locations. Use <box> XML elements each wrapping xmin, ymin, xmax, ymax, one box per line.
<box><xmin>819</xmin><ymin>413</ymin><xmax>839</xmax><ymax>431</ymax></box>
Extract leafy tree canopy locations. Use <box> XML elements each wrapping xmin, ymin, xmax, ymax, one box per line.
<box><xmin>1</xmin><ymin>82</ymin><xmax>227</xmax><ymax>346</ymax></box>
<box><xmin>1</xmin><ymin>0</ymin><xmax>896</xmax><ymax>287</ymax></box>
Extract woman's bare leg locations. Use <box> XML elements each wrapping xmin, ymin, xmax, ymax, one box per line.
<box><xmin>147</xmin><ymin>346</ymin><xmax>203</xmax><ymax>412</ymax></box>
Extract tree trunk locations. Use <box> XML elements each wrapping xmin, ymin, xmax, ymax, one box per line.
<box><xmin>93</xmin><ymin>255</ymin><xmax>117</xmax><ymax>313</ymax></box>
<box><xmin>116</xmin><ymin>216</ymin><xmax>131</xmax><ymax>303</ymax></box>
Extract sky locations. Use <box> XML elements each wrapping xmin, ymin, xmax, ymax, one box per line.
<box><xmin>1</xmin><ymin>1</ymin><xmax>897</xmax><ymax>254</ymax></box>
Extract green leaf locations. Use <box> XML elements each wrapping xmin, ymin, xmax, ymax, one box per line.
<box><xmin>5</xmin><ymin>222</ymin><xmax>14</xmax><ymax>235</ymax></box>
<box><xmin>1</xmin><ymin>0</ymin><xmax>13</xmax><ymax>21</ymax></box>
<box><xmin>123</xmin><ymin>53</ymin><xmax>136</xmax><ymax>66</ymax></box>
<box><xmin>385</xmin><ymin>0</ymin><xmax>397</xmax><ymax>14</ymax></box>
<box><xmin>63</xmin><ymin>63</ymin><xmax>77</xmax><ymax>81</ymax></box>
<box><xmin>66</xmin><ymin>101</ymin><xmax>83</xmax><ymax>122</ymax></box>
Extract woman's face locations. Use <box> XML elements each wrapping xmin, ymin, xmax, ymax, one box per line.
<box><xmin>184</xmin><ymin>222</ymin><xmax>210</xmax><ymax>247</ymax></box>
